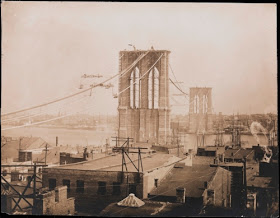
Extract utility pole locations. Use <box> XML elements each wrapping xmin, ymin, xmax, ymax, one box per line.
<box><xmin>43</xmin><ymin>143</ymin><xmax>49</xmax><ymax>165</ymax></box>
<box><xmin>32</xmin><ymin>163</ymin><xmax>37</xmax><ymax>215</ymax></box>
<box><xmin>243</xmin><ymin>157</ymin><xmax>247</xmax><ymax>210</ymax></box>
<box><xmin>177</xmin><ymin>135</ymin><xmax>179</xmax><ymax>157</ymax></box>
<box><xmin>19</xmin><ymin>137</ymin><xmax>22</xmax><ymax>151</ymax></box>
<box><xmin>272</xmin><ymin>118</ymin><xmax>276</xmax><ymax>146</ymax></box>
<box><xmin>1</xmin><ymin>136</ymin><xmax>7</xmax><ymax>161</ymax></box>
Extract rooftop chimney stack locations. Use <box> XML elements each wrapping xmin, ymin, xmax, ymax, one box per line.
<box><xmin>176</xmin><ymin>187</ymin><xmax>186</xmax><ymax>203</ymax></box>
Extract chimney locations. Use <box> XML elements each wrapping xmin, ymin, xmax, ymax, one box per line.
<box><xmin>83</xmin><ymin>147</ymin><xmax>88</xmax><ymax>159</ymax></box>
<box><xmin>176</xmin><ymin>187</ymin><xmax>186</xmax><ymax>203</ymax></box>
<box><xmin>56</xmin><ymin>136</ymin><xmax>58</xmax><ymax>147</ymax></box>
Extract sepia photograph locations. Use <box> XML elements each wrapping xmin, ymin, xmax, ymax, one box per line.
<box><xmin>1</xmin><ymin>2</ymin><xmax>278</xmax><ymax>217</ymax></box>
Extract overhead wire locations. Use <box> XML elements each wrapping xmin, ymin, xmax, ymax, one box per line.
<box><xmin>1</xmin><ymin>90</ymin><xmax>97</xmax><ymax>131</ymax></box>
<box><xmin>115</xmin><ymin>54</ymin><xmax>163</xmax><ymax>97</ymax></box>
<box><xmin>1</xmin><ymin>94</ymin><xmax>90</xmax><ymax>123</ymax></box>
<box><xmin>1</xmin><ymin>51</ymin><xmax>153</xmax><ymax>131</ymax></box>
<box><xmin>1</xmin><ymin>51</ymin><xmax>150</xmax><ymax>117</ymax></box>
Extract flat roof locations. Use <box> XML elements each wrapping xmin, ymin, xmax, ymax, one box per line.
<box><xmin>210</xmin><ymin>162</ymin><xmax>244</xmax><ymax>167</ymax></box>
<box><xmin>198</xmin><ymin>146</ymin><xmax>225</xmax><ymax>151</ymax></box>
<box><xmin>150</xmin><ymin>165</ymin><xmax>217</xmax><ymax>198</ymax></box>
<box><xmin>224</xmin><ymin>148</ymin><xmax>253</xmax><ymax>159</ymax></box>
<box><xmin>100</xmin><ymin>200</ymin><xmax>179</xmax><ymax>217</ymax></box>
<box><xmin>46</xmin><ymin>153</ymin><xmax>181</xmax><ymax>173</ymax></box>
<box><xmin>120</xmin><ymin>50</ymin><xmax>170</xmax><ymax>53</ymax></box>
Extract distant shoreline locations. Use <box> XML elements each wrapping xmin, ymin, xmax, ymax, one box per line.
<box><xmin>2</xmin><ymin>124</ymin><xmax>269</xmax><ymax>136</ymax></box>
<box><xmin>1</xmin><ymin>124</ymin><xmax>117</xmax><ymax>132</ymax></box>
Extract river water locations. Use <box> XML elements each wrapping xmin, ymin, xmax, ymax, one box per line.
<box><xmin>2</xmin><ymin>126</ymin><xmax>117</xmax><ymax>147</ymax></box>
<box><xmin>2</xmin><ymin>126</ymin><xmax>270</xmax><ymax>149</ymax></box>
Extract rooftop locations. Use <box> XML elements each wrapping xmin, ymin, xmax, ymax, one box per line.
<box><xmin>100</xmin><ymin>200</ymin><xmax>183</xmax><ymax>217</ymax></box>
<box><xmin>46</xmin><ymin>153</ymin><xmax>182</xmax><ymax>173</ymax></box>
<box><xmin>20</xmin><ymin>137</ymin><xmax>47</xmax><ymax>150</ymax></box>
<box><xmin>199</xmin><ymin>146</ymin><xmax>225</xmax><ymax>152</ymax></box>
<box><xmin>192</xmin><ymin>156</ymin><xmax>215</xmax><ymax>165</ymax></box>
<box><xmin>246</xmin><ymin>162</ymin><xmax>274</xmax><ymax>188</ymax></box>
<box><xmin>120</xmin><ymin>49</ymin><xmax>170</xmax><ymax>53</ymax></box>
<box><xmin>247</xmin><ymin>176</ymin><xmax>273</xmax><ymax>188</ymax></box>
<box><xmin>150</xmin><ymin>165</ymin><xmax>217</xmax><ymax>198</ymax></box>
<box><xmin>224</xmin><ymin>148</ymin><xmax>254</xmax><ymax>159</ymax></box>
<box><xmin>210</xmin><ymin>162</ymin><xmax>244</xmax><ymax>168</ymax></box>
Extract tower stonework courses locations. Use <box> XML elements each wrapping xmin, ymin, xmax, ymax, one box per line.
<box><xmin>118</xmin><ymin>49</ymin><xmax>171</xmax><ymax>145</ymax></box>
<box><xmin>189</xmin><ymin>87</ymin><xmax>213</xmax><ymax>133</ymax></box>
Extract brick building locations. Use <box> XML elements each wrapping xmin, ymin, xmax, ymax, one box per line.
<box><xmin>118</xmin><ymin>49</ymin><xmax>171</xmax><ymax>145</ymax></box>
<box><xmin>149</xmin><ymin>165</ymin><xmax>232</xmax><ymax>209</ymax></box>
<box><xmin>197</xmin><ymin>146</ymin><xmax>225</xmax><ymax>157</ymax></box>
<box><xmin>42</xmin><ymin>153</ymin><xmax>191</xmax><ymax>215</ymax></box>
<box><xmin>35</xmin><ymin>186</ymin><xmax>75</xmax><ymax>215</ymax></box>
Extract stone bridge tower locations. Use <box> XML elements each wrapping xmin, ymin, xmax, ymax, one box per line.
<box><xmin>189</xmin><ymin>87</ymin><xmax>213</xmax><ymax>133</ymax></box>
<box><xmin>118</xmin><ymin>49</ymin><xmax>170</xmax><ymax>145</ymax></box>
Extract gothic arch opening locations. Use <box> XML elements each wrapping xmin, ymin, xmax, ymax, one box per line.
<box><xmin>203</xmin><ymin>95</ymin><xmax>208</xmax><ymax>114</ymax></box>
<box><xmin>148</xmin><ymin>67</ymin><xmax>160</xmax><ymax>109</ymax></box>
<box><xmin>130</xmin><ymin>67</ymin><xmax>140</xmax><ymax>109</ymax></box>
<box><xmin>194</xmin><ymin>95</ymin><xmax>199</xmax><ymax>113</ymax></box>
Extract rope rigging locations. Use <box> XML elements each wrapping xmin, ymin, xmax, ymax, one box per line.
<box><xmin>1</xmin><ymin>51</ymin><xmax>157</xmax><ymax>131</ymax></box>
<box><xmin>2</xmin><ymin>50</ymin><xmax>150</xmax><ymax>117</ymax></box>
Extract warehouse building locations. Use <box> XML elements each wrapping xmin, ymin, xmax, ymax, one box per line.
<box><xmin>42</xmin><ymin>152</ymin><xmax>191</xmax><ymax>215</ymax></box>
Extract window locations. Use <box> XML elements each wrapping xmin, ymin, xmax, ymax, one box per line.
<box><xmin>76</xmin><ymin>180</ymin><xmax>84</xmax><ymax>193</ymax></box>
<box><xmin>148</xmin><ymin>67</ymin><xmax>160</xmax><ymax>109</ymax></box>
<box><xmin>55</xmin><ymin>189</ymin><xmax>59</xmax><ymax>202</ymax></box>
<box><xmin>154</xmin><ymin>179</ymin><xmax>158</xmax><ymax>188</ymax></box>
<box><xmin>3</xmin><ymin>170</ymin><xmax>7</xmax><ymax>177</ymax></box>
<box><xmin>98</xmin><ymin>181</ymin><xmax>106</xmax><ymax>195</ymax></box>
<box><xmin>194</xmin><ymin>95</ymin><xmax>199</xmax><ymax>113</ymax></box>
<box><xmin>202</xmin><ymin>95</ymin><xmax>208</xmax><ymax>114</ymax></box>
<box><xmin>112</xmin><ymin>182</ymin><xmax>121</xmax><ymax>196</ymax></box>
<box><xmin>207</xmin><ymin>189</ymin><xmax>215</xmax><ymax>205</ymax></box>
<box><xmin>63</xmin><ymin>179</ymin><xmax>71</xmax><ymax>193</ymax></box>
<box><xmin>27</xmin><ymin>152</ymin><xmax>32</xmax><ymax>161</ymax></box>
<box><xmin>148</xmin><ymin>71</ymin><xmax>153</xmax><ymax>109</ymax></box>
<box><xmin>129</xmin><ymin>184</ymin><xmax>136</xmax><ymax>195</ymax></box>
<box><xmin>49</xmin><ymin>178</ymin><xmax>56</xmax><ymax>190</ymax></box>
<box><xmin>154</xmin><ymin>68</ymin><xmax>159</xmax><ymax>109</ymax></box>
<box><xmin>130</xmin><ymin>67</ymin><xmax>140</xmax><ymax>109</ymax></box>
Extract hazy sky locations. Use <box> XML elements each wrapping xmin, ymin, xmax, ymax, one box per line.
<box><xmin>1</xmin><ymin>2</ymin><xmax>277</xmax><ymax>115</ymax></box>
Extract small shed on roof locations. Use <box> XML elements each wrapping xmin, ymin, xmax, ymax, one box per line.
<box><xmin>117</xmin><ymin>193</ymin><xmax>145</xmax><ymax>208</ymax></box>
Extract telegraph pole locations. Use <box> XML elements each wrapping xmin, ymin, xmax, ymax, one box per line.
<box><xmin>43</xmin><ymin>143</ymin><xmax>49</xmax><ymax>165</ymax></box>
<box><xmin>32</xmin><ymin>162</ymin><xmax>37</xmax><ymax>214</ymax></box>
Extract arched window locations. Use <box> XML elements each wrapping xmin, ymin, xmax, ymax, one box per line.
<box><xmin>130</xmin><ymin>67</ymin><xmax>140</xmax><ymax>109</ymax></box>
<box><xmin>194</xmin><ymin>95</ymin><xmax>199</xmax><ymax>113</ymax></box>
<box><xmin>203</xmin><ymin>95</ymin><xmax>208</xmax><ymax>114</ymax></box>
<box><xmin>148</xmin><ymin>67</ymin><xmax>160</xmax><ymax>109</ymax></box>
<box><xmin>154</xmin><ymin>68</ymin><xmax>159</xmax><ymax>109</ymax></box>
<box><xmin>148</xmin><ymin>71</ymin><xmax>153</xmax><ymax>109</ymax></box>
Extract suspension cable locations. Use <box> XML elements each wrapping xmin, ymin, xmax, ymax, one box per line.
<box><xmin>2</xmin><ymin>51</ymin><xmax>150</xmax><ymax>117</ymax></box>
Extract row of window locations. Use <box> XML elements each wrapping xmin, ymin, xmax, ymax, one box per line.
<box><xmin>193</xmin><ymin>94</ymin><xmax>208</xmax><ymax>114</ymax></box>
<box><xmin>48</xmin><ymin>179</ymin><xmax>137</xmax><ymax>196</ymax></box>
<box><xmin>129</xmin><ymin>67</ymin><xmax>160</xmax><ymax>109</ymax></box>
